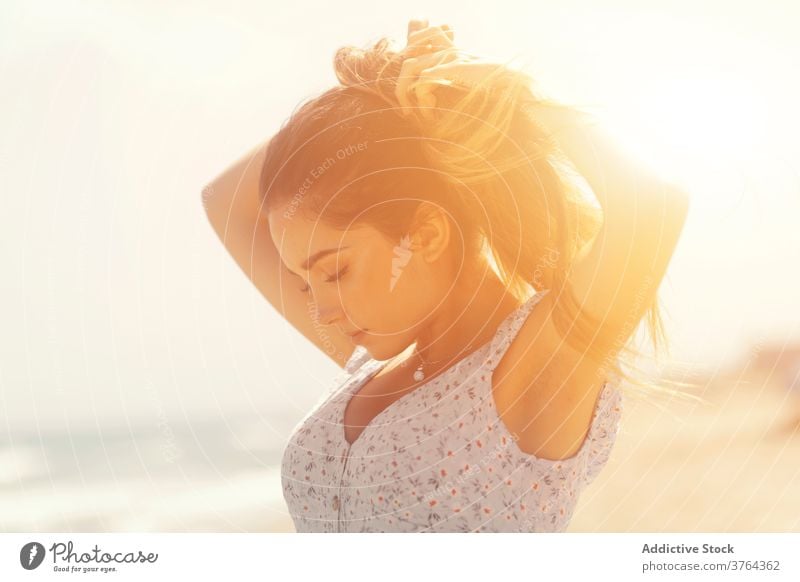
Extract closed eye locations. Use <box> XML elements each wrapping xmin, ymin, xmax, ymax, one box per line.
<box><xmin>299</xmin><ymin>265</ymin><xmax>349</xmax><ymax>294</ymax></box>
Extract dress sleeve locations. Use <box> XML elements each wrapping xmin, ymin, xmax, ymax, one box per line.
<box><xmin>509</xmin><ymin>381</ymin><xmax>624</xmax><ymax>490</ymax></box>
<box><xmin>582</xmin><ymin>383</ymin><xmax>624</xmax><ymax>485</ymax></box>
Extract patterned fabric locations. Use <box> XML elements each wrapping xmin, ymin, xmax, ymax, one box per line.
<box><xmin>281</xmin><ymin>289</ymin><xmax>623</xmax><ymax>532</ymax></box>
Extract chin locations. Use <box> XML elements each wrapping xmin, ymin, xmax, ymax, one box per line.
<box><xmin>360</xmin><ymin>336</ymin><xmax>414</xmax><ymax>363</ymax></box>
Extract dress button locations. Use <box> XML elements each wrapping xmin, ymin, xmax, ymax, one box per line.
<box><xmin>332</xmin><ymin>495</ymin><xmax>340</xmax><ymax>511</ymax></box>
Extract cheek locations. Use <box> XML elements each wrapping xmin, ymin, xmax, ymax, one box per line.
<box><xmin>381</xmin><ymin>264</ymin><xmax>441</xmax><ymax>329</ymax></box>
<box><xmin>342</xmin><ymin>254</ymin><xmax>426</xmax><ymax>330</ymax></box>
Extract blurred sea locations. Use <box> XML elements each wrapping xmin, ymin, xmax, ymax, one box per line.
<box><xmin>3</xmin><ymin>364</ymin><xmax>798</xmax><ymax>533</ymax></box>
<box><xmin>0</xmin><ymin>413</ymin><xmax>297</xmax><ymax>533</ymax></box>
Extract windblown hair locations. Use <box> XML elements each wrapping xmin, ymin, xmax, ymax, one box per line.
<box><xmin>258</xmin><ymin>36</ymin><xmax>698</xmax><ymax>405</ymax></box>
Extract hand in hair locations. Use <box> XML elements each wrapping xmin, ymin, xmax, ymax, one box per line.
<box><xmin>403</xmin><ymin>19</ymin><xmax>455</xmax><ymax>57</ymax></box>
<box><xmin>396</xmin><ymin>21</ymin><xmax>511</xmax><ymax>120</ymax></box>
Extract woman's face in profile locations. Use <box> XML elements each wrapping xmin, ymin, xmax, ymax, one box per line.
<box><xmin>267</xmin><ymin>206</ymin><xmax>453</xmax><ymax>360</ymax></box>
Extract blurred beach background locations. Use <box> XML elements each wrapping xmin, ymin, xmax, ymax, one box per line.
<box><xmin>1</xmin><ymin>0</ymin><xmax>798</xmax><ymax>532</ymax></box>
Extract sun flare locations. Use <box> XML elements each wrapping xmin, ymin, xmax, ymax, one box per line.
<box><xmin>600</xmin><ymin>75</ymin><xmax>768</xmax><ymax>202</ymax></box>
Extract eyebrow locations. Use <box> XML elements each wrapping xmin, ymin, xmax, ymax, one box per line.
<box><xmin>287</xmin><ymin>246</ymin><xmax>349</xmax><ymax>276</ymax></box>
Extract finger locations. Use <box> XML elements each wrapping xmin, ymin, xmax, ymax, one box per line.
<box><xmin>407</xmin><ymin>18</ymin><xmax>429</xmax><ymax>37</ymax></box>
<box><xmin>407</xmin><ymin>22</ymin><xmax>452</xmax><ymax>38</ymax></box>
<box><xmin>395</xmin><ymin>49</ymin><xmax>460</xmax><ymax>113</ymax></box>
<box><xmin>407</xmin><ymin>27</ymin><xmax>452</xmax><ymax>47</ymax></box>
<box><xmin>413</xmin><ymin>76</ymin><xmax>444</xmax><ymax>121</ymax></box>
<box><xmin>407</xmin><ymin>22</ymin><xmax>454</xmax><ymax>43</ymax></box>
<box><xmin>397</xmin><ymin>49</ymin><xmax>459</xmax><ymax>102</ymax></box>
<box><xmin>405</xmin><ymin>36</ymin><xmax>452</xmax><ymax>59</ymax></box>
<box><xmin>413</xmin><ymin>56</ymin><xmax>461</xmax><ymax>115</ymax></box>
<box><xmin>405</xmin><ymin>27</ymin><xmax>454</xmax><ymax>55</ymax></box>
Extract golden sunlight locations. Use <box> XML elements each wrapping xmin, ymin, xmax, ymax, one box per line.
<box><xmin>601</xmin><ymin>74</ymin><xmax>768</xmax><ymax>201</ymax></box>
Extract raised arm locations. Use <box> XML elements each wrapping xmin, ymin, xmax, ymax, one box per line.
<box><xmin>202</xmin><ymin>141</ymin><xmax>356</xmax><ymax>369</ymax></box>
<box><xmin>531</xmin><ymin>102</ymin><xmax>690</xmax><ymax>356</ymax></box>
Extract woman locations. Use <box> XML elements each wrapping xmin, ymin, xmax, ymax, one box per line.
<box><xmin>203</xmin><ymin>19</ymin><xmax>690</xmax><ymax>532</ymax></box>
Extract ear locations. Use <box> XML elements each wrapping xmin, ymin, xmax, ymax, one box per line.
<box><xmin>409</xmin><ymin>202</ymin><xmax>451</xmax><ymax>264</ymax></box>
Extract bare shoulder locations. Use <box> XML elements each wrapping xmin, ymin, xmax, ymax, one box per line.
<box><xmin>491</xmin><ymin>292</ymin><xmax>608</xmax><ymax>461</ymax></box>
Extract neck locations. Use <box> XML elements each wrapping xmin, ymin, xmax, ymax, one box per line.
<box><xmin>413</xmin><ymin>263</ymin><xmax>519</xmax><ymax>367</ymax></box>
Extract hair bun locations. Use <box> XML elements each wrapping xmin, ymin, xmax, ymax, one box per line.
<box><xmin>334</xmin><ymin>38</ymin><xmax>400</xmax><ymax>87</ymax></box>
<box><xmin>333</xmin><ymin>37</ymin><xmax>407</xmax><ymax>110</ymax></box>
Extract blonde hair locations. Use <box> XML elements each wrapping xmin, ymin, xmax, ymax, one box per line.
<box><xmin>259</xmin><ymin>36</ymin><xmax>702</xmax><ymax>407</ymax></box>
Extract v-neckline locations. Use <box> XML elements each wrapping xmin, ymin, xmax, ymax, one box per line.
<box><xmin>340</xmin><ymin>342</ymin><xmax>491</xmax><ymax>448</ymax></box>
<box><xmin>340</xmin><ymin>294</ymin><xmax>535</xmax><ymax>448</ymax></box>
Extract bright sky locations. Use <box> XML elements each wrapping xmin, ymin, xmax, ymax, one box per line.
<box><xmin>1</xmin><ymin>0</ymin><xmax>798</xmax><ymax>430</ymax></box>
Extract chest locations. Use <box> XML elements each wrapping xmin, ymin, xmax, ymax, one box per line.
<box><xmin>342</xmin><ymin>361</ymin><xmax>426</xmax><ymax>446</ymax></box>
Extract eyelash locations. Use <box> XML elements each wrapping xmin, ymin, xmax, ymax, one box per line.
<box><xmin>299</xmin><ymin>266</ymin><xmax>349</xmax><ymax>294</ymax></box>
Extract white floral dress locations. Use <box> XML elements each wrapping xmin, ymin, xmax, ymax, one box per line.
<box><xmin>281</xmin><ymin>289</ymin><xmax>623</xmax><ymax>532</ymax></box>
